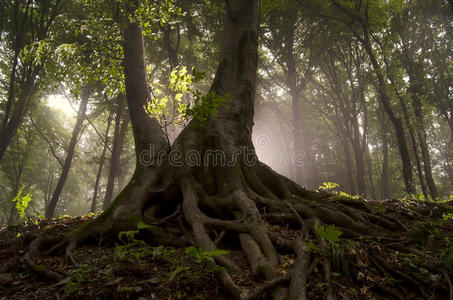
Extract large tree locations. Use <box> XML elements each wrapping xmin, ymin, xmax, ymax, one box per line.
<box><xmin>24</xmin><ymin>1</ymin><xmax>453</xmax><ymax>299</ymax></box>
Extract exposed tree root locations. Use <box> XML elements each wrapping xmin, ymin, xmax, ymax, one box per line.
<box><xmin>24</xmin><ymin>160</ymin><xmax>453</xmax><ymax>299</ymax></box>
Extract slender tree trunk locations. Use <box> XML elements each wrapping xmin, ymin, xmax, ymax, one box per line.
<box><xmin>299</xmin><ymin>105</ymin><xmax>321</xmax><ymax>189</ymax></box>
<box><xmin>90</xmin><ymin>111</ymin><xmax>113</xmax><ymax>213</ymax></box>
<box><xmin>362</xmin><ymin>33</ymin><xmax>415</xmax><ymax>194</ymax></box>
<box><xmin>45</xmin><ymin>88</ymin><xmax>90</xmax><ymax>218</ymax></box>
<box><xmin>1</xmin><ymin>0</ymin><xmax>30</xmax><ymax>133</ymax></box>
<box><xmin>399</xmin><ymin>32</ymin><xmax>439</xmax><ymax>198</ymax></box>
<box><xmin>290</xmin><ymin>88</ymin><xmax>305</xmax><ymax>186</ymax></box>
<box><xmin>0</xmin><ymin>1</ymin><xmax>5</xmax><ymax>40</ymax></box>
<box><xmin>392</xmin><ymin>80</ymin><xmax>428</xmax><ymax>198</ymax></box>
<box><xmin>341</xmin><ymin>137</ymin><xmax>356</xmax><ymax>194</ymax></box>
<box><xmin>7</xmin><ymin>132</ymin><xmax>34</xmax><ymax>224</ymax></box>
<box><xmin>161</xmin><ymin>23</ymin><xmax>180</xmax><ymax>70</ymax></box>
<box><xmin>378</xmin><ymin>105</ymin><xmax>390</xmax><ymax>199</ymax></box>
<box><xmin>410</xmin><ymin>87</ymin><xmax>439</xmax><ymax>199</ymax></box>
<box><xmin>365</xmin><ymin>146</ymin><xmax>377</xmax><ymax>200</ymax></box>
<box><xmin>448</xmin><ymin>116</ymin><xmax>453</xmax><ymax>144</ymax></box>
<box><xmin>351</xmin><ymin>124</ymin><xmax>366</xmax><ymax>196</ymax></box>
<box><xmin>113</xmin><ymin>115</ymin><xmax>129</xmax><ymax>199</ymax></box>
<box><xmin>102</xmin><ymin>95</ymin><xmax>127</xmax><ymax>210</ymax></box>
<box><xmin>0</xmin><ymin>68</ymin><xmax>40</xmax><ymax>162</ymax></box>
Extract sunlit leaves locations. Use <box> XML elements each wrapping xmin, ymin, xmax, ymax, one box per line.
<box><xmin>144</xmin><ymin>66</ymin><xmax>229</xmax><ymax>128</ymax></box>
<box><xmin>132</xmin><ymin>0</ymin><xmax>183</xmax><ymax>38</ymax></box>
<box><xmin>12</xmin><ymin>187</ymin><xmax>32</xmax><ymax>219</ymax></box>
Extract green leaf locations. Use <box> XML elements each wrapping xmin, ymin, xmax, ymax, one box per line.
<box><xmin>315</xmin><ymin>224</ymin><xmax>342</xmax><ymax>242</ymax></box>
<box><xmin>185</xmin><ymin>246</ymin><xmax>198</xmax><ymax>256</ymax></box>
<box><xmin>207</xmin><ymin>249</ymin><xmax>229</xmax><ymax>257</ymax></box>
<box><xmin>376</xmin><ymin>202</ymin><xmax>386</xmax><ymax>213</ymax></box>
<box><xmin>12</xmin><ymin>187</ymin><xmax>32</xmax><ymax>219</ymax></box>
<box><xmin>168</xmin><ymin>266</ymin><xmax>190</xmax><ymax>281</ymax></box>
<box><xmin>307</xmin><ymin>241</ymin><xmax>318</xmax><ymax>251</ymax></box>
<box><xmin>137</xmin><ymin>220</ymin><xmax>153</xmax><ymax>229</ymax></box>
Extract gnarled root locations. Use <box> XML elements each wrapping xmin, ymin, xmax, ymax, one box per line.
<box><xmin>24</xmin><ymin>161</ymin><xmax>453</xmax><ymax>300</ymax></box>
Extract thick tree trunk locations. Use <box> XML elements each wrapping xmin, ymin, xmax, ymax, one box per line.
<box><xmin>90</xmin><ymin>111</ymin><xmax>113</xmax><ymax>213</ymax></box>
<box><xmin>45</xmin><ymin>88</ymin><xmax>89</xmax><ymax>218</ymax></box>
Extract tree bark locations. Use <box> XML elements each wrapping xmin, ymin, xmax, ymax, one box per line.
<box><xmin>45</xmin><ymin>88</ymin><xmax>90</xmax><ymax>218</ymax></box>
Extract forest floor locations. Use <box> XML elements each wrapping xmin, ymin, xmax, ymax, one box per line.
<box><xmin>0</xmin><ymin>200</ymin><xmax>452</xmax><ymax>299</ymax></box>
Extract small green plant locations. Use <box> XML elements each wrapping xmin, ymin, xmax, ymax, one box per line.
<box><xmin>307</xmin><ymin>241</ymin><xmax>318</xmax><ymax>251</ymax></box>
<box><xmin>325</xmin><ymin>239</ymin><xmax>357</xmax><ymax>275</ymax></box>
<box><xmin>443</xmin><ymin>213</ymin><xmax>453</xmax><ymax>221</ymax></box>
<box><xmin>168</xmin><ymin>266</ymin><xmax>191</xmax><ymax>282</ymax></box>
<box><xmin>167</xmin><ymin>246</ymin><xmax>229</xmax><ymax>285</ymax></box>
<box><xmin>315</xmin><ymin>224</ymin><xmax>343</xmax><ymax>242</ymax></box>
<box><xmin>408</xmin><ymin>220</ymin><xmax>439</xmax><ymax>244</ymax></box>
<box><xmin>184</xmin><ymin>246</ymin><xmax>229</xmax><ymax>264</ymax></box>
<box><xmin>115</xmin><ymin>221</ymin><xmax>230</xmax><ymax>289</ymax></box>
<box><xmin>317</xmin><ymin>182</ymin><xmax>359</xmax><ymax>200</ymax></box>
<box><xmin>12</xmin><ymin>187</ymin><xmax>32</xmax><ymax>219</ymax></box>
<box><xmin>115</xmin><ymin>221</ymin><xmax>176</xmax><ymax>260</ymax></box>
<box><xmin>184</xmin><ymin>91</ymin><xmax>231</xmax><ymax>126</ymax></box>
<box><xmin>65</xmin><ymin>264</ymin><xmax>96</xmax><ymax>296</ymax></box>
<box><xmin>376</xmin><ymin>202</ymin><xmax>386</xmax><ymax>213</ymax></box>
<box><xmin>317</xmin><ymin>182</ymin><xmax>340</xmax><ymax>192</ymax></box>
